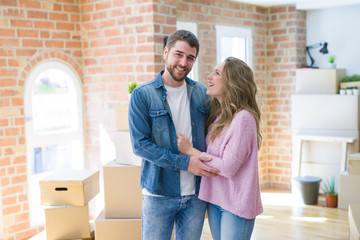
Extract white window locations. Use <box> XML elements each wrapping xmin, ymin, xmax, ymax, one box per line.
<box><xmin>24</xmin><ymin>61</ymin><xmax>84</xmax><ymax>226</ymax></box>
<box><xmin>216</xmin><ymin>25</ymin><xmax>252</xmax><ymax>67</ymax></box>
<box><xmin>177</xmin><ymin>21</ymin><xmax>199</xmax><ymax>81</ymax></box>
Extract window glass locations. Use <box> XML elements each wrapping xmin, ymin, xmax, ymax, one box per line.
<box><xmin>216</xmin><ymin>25</ymin><xmax>252</xmax><ymax>67</ymax></box>
<box><xmin>32</xmin><ymin>68</ymin><xmax>78</xmax><ymax>133</ymax></box>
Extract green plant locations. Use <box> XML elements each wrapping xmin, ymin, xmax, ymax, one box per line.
<box><xmin>341</xmin><ymin>74</ymin><xmax>360</xmax><ymax>83</ymax></box>
<box><xmin>349</xmin><ymin>74</ymin><xmax>360</xmax><ymax>82</ymax></box>
<box><xmin>321</xmin><ymin>176</ymin><xmax>337</xmax><ymax>195</ymax></box>
<box><xmin>328</xmin><ymin>55</ymin><xmax>335</xmax><ymax>63</ymax></box>
<box><xmin>128</xmin><ymin>81</ymin><xmax>138</xmax><ymax>94</ymax></box>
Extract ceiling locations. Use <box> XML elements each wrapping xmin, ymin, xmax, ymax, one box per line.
<box><xmin>230</xmin><ymin>0</ymin><xmax>360</xmax><ymax>9</ymax></box>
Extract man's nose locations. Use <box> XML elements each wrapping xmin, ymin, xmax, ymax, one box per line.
<box><xmin>179</xmin><ymin>57</ymin><xmax>187</xmax><ymax>66</ymax></box>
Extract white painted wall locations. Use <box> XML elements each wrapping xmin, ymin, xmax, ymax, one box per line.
<box><xmin>306</xmin><ymin>5</ymin><xmax>360</xmax><ymax>75</ymax></box>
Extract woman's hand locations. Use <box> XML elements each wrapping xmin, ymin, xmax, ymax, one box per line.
<box><xmin>177</xmin><ymin>133</ymin><xmax>202</xmax><ymax>156</ymax></box>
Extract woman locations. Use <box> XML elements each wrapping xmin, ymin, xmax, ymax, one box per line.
<box><xmin>177</xmin><ymin>57</ymin><xmax>263</xmax><ymax>240</ymax></box>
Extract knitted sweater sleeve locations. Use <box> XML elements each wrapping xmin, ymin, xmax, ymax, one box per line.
<box><xmin>201</xmin><ymin>110</ymin><xmax>257</xmax><ymax>178</ymax></box>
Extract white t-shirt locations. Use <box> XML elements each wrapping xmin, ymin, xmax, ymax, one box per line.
<box><xmin>142</xmin><ymin>81</ymin><xmax>195</xmax><ymax>196</ymax></box>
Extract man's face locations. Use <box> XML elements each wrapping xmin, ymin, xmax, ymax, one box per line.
<box><xmin>163</xmin><ymin>41</ymin><xmax>197</xmax><ymax>82</ymax></box>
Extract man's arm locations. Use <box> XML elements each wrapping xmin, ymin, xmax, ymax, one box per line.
<box><xmin>128</xmin><ymin>87</ymin><xmax>189</xmax><ymax>171</ymax></box>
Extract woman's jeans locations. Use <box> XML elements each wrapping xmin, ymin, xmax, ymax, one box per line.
<box><xmin>207</xmin><ymin>203</ymin><xmax>255</xmax><ymax>240</ymax></box>
<box><xmin>142</xmin><ymin>194</ymin><xmax>207</xmax><ymax>240</ymax></box>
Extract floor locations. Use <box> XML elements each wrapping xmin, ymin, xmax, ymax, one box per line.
<box><xmin>200</xmin><ymin>189</ymin><xmax>349</xmax><ymax>240</ymax></box>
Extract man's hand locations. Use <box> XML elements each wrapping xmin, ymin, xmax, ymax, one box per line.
<box><xmin>188</xmin><ymin>155</ymin><xmax>220</xmax><ymax>177</ymax></box>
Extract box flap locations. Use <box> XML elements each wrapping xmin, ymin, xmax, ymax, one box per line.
<box><xmin>40</xmin><ymin>170</ymin><xmax>99</xmax><ymax>187</ymax></box>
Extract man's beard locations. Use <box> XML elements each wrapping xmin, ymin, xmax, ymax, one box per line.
<box><xmin>166</xmin><ymin>64</ymin><xmax>190</xmax><ymax>82</ymax></box>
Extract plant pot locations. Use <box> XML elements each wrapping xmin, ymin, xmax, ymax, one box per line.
<box><xmin>328</xmin><ymin>63</ymin><xmax>336</xmax><ymax>69</ymax></box>
<box><xmin>325</xmin><ymin>193</ymin><xmax>338</xmax><ymax>208</ymax></box>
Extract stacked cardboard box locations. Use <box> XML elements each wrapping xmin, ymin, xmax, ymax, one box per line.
<box><xmin>349</xmin><ymin>204</ymin><xmax>360</xmax><ymax>240</ymax></box>
<box><xmin>37</xmin><ymin>170</ymin><xmax>99</xmax><ymax>240</ymax></box>
<box><xmin>349</xmin><ymin>153</ymin><xmax>360</xmax><ymax>175</ymax></box>
<box><xmin>339</xmin><ymin>153</ymin><xmax>360</xmax><ymax>209</ymax></box>
<box><xmin>95</xmin><ymin>160</ymin><xmax>142</xmax><ymax>240</ymax></box>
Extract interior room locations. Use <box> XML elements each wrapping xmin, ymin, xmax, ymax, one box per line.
<box><xmin>0</xmin><ymin>0</ymin><xmax>360</xmax><ymax>239</ymax></box>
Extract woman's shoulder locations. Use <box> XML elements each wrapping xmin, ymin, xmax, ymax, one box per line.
<box><xmin>234</xmin><ymin>109</ymin><xmax>255</xmax><ymax>121</ymax></box>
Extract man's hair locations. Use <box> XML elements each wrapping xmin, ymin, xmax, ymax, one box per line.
<box><xmin>165</xmin><ymin>30</ymin><xmax>199</xmax><ymax>57</ymax></box>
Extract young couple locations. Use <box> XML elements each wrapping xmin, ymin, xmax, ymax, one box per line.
<box><xmin>128</xmin><ymin>30</ymin><xmax>263</xmax><ymax>240</ymax></box>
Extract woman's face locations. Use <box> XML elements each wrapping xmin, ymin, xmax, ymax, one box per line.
<box><xmin>206</xmin><ymin>61</ymin><xmax>226</xmax><ymax>104</ymax></box>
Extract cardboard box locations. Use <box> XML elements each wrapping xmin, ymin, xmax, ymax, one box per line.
<box><xmin>114</xmin><ymin>131</ymin><xmax>141</xmax><ymax>166</ymax></box>
<box><xmin>29</xmin><ymin>230</ymin><xmax>94</xmax><ymax>240</ymax></box>
<box><xmin>349</xmin><ymin>153</ymin><xmax>360</xmax><ymax>175</ymax></box>
<box><xmin>103</xmin><ymin>161</ymin><xmax>142</xmax><ymax>218</ymax></box>
<box><xmin>95</xmin><ymin>210</ymin><xmax>141</xmax><ymax>240</ymax></box>
<box><xmin>292</xmin><ymin>94</ymin><xmax>360</xmax><ymax>130</ymax></box>
<box><xmin>40</xmin><ymin>170</ymin><xmax>99</xmax><ymax>206</ymax></box>
<box><xmin>44</xmin><ymin>205</ymin><xmax>94</xmax><ymax>240</ymax></box>
<box><xmin>116</xmin><ymin>104</ymin><xmax>129</xmax><ymax>131</ymax></box>
<box><xmin>295</xmin><ymin>68</ymin><xmax>346</xmax><ymax>94</ymax></box>
<box><xmin>339</xmin><ymin>172</ymin><xmax>360</xmax><ymax>209</ymax></box>
<box><xmin>349</xmin><ymin>204</ymin><xmax>360</xmax><ymax>240</ymax></box>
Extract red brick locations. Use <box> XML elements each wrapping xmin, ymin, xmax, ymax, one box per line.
<box><xmin>11</xmin><ymin>19</ymin><xmax>33</xmax><ymax>28</ymax></box>
<box><xmin>27</xmin><ymin>10</ymin><xmax>47</xmax><ymax>19</ymax></box>
<box><xmin>22</xmin><ymin>39</ymin><xmax>43</xmax><ymax>47</ymax></box>
<box><xmin>7</xmin><ymin>221</ymin><xmax>29</xmax><ymax>234</ymax></box>
<box><xmin>45</xmin><ymin>40</ymin><xmax>64</xmax><ymax>48</ymax></box>
<box><xmin>34</xmin><ymin>20</ymin><xmax>54</xmax><ymax>29</ymax></box>
<box><xmin>13</xmin><ymin>156</ymin><xmax>26</xmax><ymax>164</ymax></box>
<box><xmin>12</xmin><ymin>174</ymin><xmax>27</xmax><ymax>184</ymax></box>
<box><xmin>16</xmin><ymin>49</ymin><xmax>37</xmax><ymax>56</ymax></box>
<box><xmin>56</xmin><ymin>22</ymin><xmax>75</xmax><ymax>31</ymax></box>
<box><xmin>2</xmin><ymin>185</ymin><xmax>23</xmax><ymax>197</ymax></box>
<box><xmin>49</xmin><ymin>12</ymin><xmax>68</xmax><ymax>21</ymax></box>
<box><xmin>0</xmin><ymin>138</ymin><xmax>16</xmax><ymax>146</ymax></box>
<box><xmin>2</xmin><ymin>195</ymin><xmax>17</xmax><ymax>205</ymax></box>
<box><xmin>0</xmin><ymin>29</ymin><xmax>15</xmax><ymax>37</ymax></box>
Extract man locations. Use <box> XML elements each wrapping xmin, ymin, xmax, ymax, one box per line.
<box><xmin>128</xmin><ymin>30</ymin><xmax>219</xmax><ymax>240</ymax></box>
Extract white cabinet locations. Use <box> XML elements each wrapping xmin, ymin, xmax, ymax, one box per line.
<box><xmin>292</xmin><ymin>69</ymin><xmax>360</xmax><ymax>193</ymax></box>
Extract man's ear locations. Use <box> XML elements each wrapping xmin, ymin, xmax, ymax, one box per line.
<box><xmin>163</xmin><ymin>46</ymin><xmax>168</xmax><ymax>61</ymax></box>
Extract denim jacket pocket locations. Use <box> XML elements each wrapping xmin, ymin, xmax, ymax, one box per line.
<box><xmin>149</xmin><ymin>109</ymin><xmax>169</xmax><ymax>146</ymax></box>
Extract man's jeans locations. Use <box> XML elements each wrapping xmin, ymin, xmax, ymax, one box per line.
<box><xmin>142</xmin><ymin>194</ymin><xmax>207</xmax><ymax>240</ymax></box>
<box><xmin>207</xmin><ymin>203</ymin><xmax>255</xmax><ymax>240</ymax></box>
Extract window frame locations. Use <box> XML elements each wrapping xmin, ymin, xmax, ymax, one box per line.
<box><xmin>24</xmin><ymin>60</ymin><xmax>85</xmax><ymax>226</ymax></box>
<box><xmin>216</xmin><ymin>25</ymin><xmax>253</xmax><ymax>67</ymax></box>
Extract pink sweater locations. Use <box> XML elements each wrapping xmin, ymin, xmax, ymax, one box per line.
<box><xmin>199</xmin><ymin>110</ymin><xmax>263</xmax><ymax>219</ymax></box>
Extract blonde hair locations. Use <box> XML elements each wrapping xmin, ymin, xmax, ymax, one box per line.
<box><xmin>206</xmin><ymin>57</ymin><xmax>262</xmax><ymax>149</ymax></box>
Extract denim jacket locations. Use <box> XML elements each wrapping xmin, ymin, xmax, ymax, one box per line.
<box><xmin>128</xmin><ymin>70</ymin><xmax>210</xmax><ymax>197</ymax></box>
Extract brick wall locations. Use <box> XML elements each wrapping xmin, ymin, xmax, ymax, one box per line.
<box><xmin>0</xmin><ymin>0</ymin><xmax>306</xmax><ymax>238</ymax></box>
<box><xmin>266</xmin><ymin>6</ymin><xmax>306</xmax><ymax>188</ymax></box>
<box><xmin>0</xmin><ymin>0</ymin><xmax>82</xmax><ymax>239</ymax></box>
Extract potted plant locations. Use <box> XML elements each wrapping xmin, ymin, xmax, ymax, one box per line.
<box><xmin>340</xmin><ymin>74</ymin><xmax>360</xmax><ymax>90</ymax></box>
<box><xmin>321</xmin><ymin>176</ymin><xmax>338</xmax><ymax>208</ymax></box>
<box><xmin>339</xmin><ymin>88</ymin><xmax>346</xmax><ymax>95</ymax></box>
<box><xmin>128</xmin><ymin>81</ymin><xmax>138</xmax><ymax>99</ymax></box>
<box><xmin>354</xmin><ymin>86</ymin><xmax>359</xmax><ymax>95</ymax></box>
<box><xmin>328</xmin><ymin>55</ymin><xmax>336</xmax><ymax>69</ymax></box>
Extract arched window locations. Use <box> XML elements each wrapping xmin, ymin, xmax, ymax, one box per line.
<box><xmin>24</xmin><ymin>60</ymin><xmax>84</xmax><ymax>226</ymax></box>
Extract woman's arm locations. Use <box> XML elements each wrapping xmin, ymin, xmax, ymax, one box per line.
<box><xmin>177</xmin><ymin>133</ymin><xmax>202</xmax><ymax>156</ymax></box>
